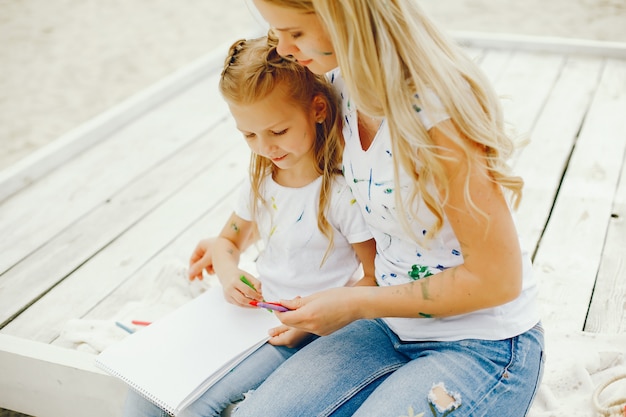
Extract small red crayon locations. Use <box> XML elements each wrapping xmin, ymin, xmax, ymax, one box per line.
<box><xmin>131</xmin><ymin>320</ymin><xmax>152</xmax><ymax>326</ymax></box>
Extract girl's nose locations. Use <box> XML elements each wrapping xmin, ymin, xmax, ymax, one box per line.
<box><xmin>258</xmin><ymin>135</ymin><xmax>276</xmax><ymax>156</ymax></box>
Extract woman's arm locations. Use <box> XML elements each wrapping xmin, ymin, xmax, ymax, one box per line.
<box><xmin>360</xmin><ymin>120</ymin><xmax>523</xmax><ymax>316</ymax></box>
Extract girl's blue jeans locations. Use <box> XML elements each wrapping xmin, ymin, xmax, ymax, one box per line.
<box><xmin>122</xmin><ymin>341</ymin><xmax>304</xmax><ymax>417</ymax></box>
<box><xmin>233</xmin><ymin>319</ymin><xmax>545</xmax><ymax>417</ymax></box>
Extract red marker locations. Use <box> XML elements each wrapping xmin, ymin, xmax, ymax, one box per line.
<box><xmin>249</xmin><ymin>300</ymin><xmax>291</xmax><ymax>312</ymax></box>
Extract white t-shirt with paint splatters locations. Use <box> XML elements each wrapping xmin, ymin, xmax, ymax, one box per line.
<box><xmin>236</xmin><ymin>173</ymin><xmax>372</xmax><ymax>302</ymax></box>
<box><xmin>328</xmin><ymin>68</ymin><xmax>540</xmax><ymax>342</ymax></box>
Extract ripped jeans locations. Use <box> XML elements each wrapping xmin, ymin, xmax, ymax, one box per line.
<box><xmin>232</xmin><ymin>319</ymin><xmax>545</xmax><ymax>417</ymax></box>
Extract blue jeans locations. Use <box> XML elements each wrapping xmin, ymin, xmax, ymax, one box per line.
<box><xmin>233</xmin><ymin>319</ymin><xmax>545</xmax><ymax>417</ymax></box>
<box><xmin>122</xmin><ymin>341</ymin><xmax>306</xmax><ymax>417</ymax></box>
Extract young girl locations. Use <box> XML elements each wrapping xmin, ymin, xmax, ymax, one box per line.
<box><xmin>122</xmin><ymin>36</ymin><xmax>376</xmax><ymax>417</ymax></box>
<box><xmin>222</xmin><ymin>1</ymin><xmax>544</xmax><ymax>416</ymax></box>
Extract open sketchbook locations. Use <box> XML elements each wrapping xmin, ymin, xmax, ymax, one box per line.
<box><xmin>95</xmin><ymin>286</ymin><xmax>280</xmax><ymax>416</ymax></box>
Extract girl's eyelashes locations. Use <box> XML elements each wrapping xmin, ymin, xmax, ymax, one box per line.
<box><xmin>242</xmin><ymin>129</ymin><xmax>287</xmax><ymax>138</ymax></box>
<box><xmin>290</xmin><ymin>32</ymin><xmax>302</xmax><ymax>39</ymax></box>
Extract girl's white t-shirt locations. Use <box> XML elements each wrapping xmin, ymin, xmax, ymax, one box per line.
<box><xmin>236</xmin><ymin>174</ymin><xmax>373</xmax><ymax>302</ymax></box>
<box><xmin>328</xmin><ymin>68</ymin><xmax>540</xmax><ymax>341</ymax></box>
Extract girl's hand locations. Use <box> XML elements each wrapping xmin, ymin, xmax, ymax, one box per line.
<box><xmin>220</xmin><ymin>271</ymin><xmax>263</xmax><ymax>307</ymax></box>
<box><xmin>277</xmin><ymin>287</ymin><xmax>362</xmax><ymax>336</ymax></box>
<box><xmin>188</xmin><ymin>238</ymin><xmax>217</xmax><ymax>280</ymax></box>
<box><xmin>267</xmin><ymin>324</ymin><xmax>315</xmax><ymax>348</ymax></box>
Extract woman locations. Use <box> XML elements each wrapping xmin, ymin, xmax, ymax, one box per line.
<box><xmin>199</xmin><ymin>1</ymin><xmax>544</xmax><ymax>415</ymax></box>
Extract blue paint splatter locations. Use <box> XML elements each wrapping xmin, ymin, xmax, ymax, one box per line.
<box><xmin>345</xmin><ymin>115</ymin><xmax>353</xmax><ymax>135</ymax></box>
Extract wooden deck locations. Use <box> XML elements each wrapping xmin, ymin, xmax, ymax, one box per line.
<box><xmin>1</xmin><ymin>33</ymin><xmax>625</xmax><ymax>417</ymax></box>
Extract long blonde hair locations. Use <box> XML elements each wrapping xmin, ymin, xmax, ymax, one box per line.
<box><xmin>220</xmin><ymin>36</ymin><xmax>343</xmax><ymax>261</ymax></box>
<box><xmin>260</xmin><ymin>0</ymin><xmax>524</xmax><ymax>239</ymax></box>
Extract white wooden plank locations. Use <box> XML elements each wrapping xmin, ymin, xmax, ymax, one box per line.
<box><xmin>1</xmin><ymin>140</ymin><xmax>250</xmax><ymax>343</ymax></box>
<box><xmin>477</xmin><ymin>49</ymin><xmax>513</xmax><ymax>85</ymax></box>
<box><xmin>0</xmin><ymin>70</ymin><xmax>227</xmax><ymax>275</ymax></box>
<box><xmin>0</xmin><ymin>333</ymin><xmax>125</xmax><ymax>417</ymax></box>
<box><xmin>514</xmin><ymin>56</ymin><xmax>604</xmax><ymax>252</ymax></box>
<box><xmin>461</xmin><ymin>46</ymin><xmax>486</xmax><ymax>63</ymax></box>
<box><xmin>493</xmin><ymin>51</ymin><xmax>565</xmax><ymax>142</ymax></box>
<box><xmin>533</xmin><ymin>58</ymin><xmax>626</xmax><ymax>332</ymax></box>
<box><xmin>0</xmin><ymin>116</ymin><xmax>235</xmax><ymax>327</ymax></box>
<box><xmin>453</xmin><ymin>31</ymin><xmax>626</xmax><ymax>59</ymax></box>
<box><xmin>585</xmin><ymin>146</ymin><xmax>626</xmax><ymax>334</ymax></box>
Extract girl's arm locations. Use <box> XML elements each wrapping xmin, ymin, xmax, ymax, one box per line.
<box><xmin>278</xmin><ymin>120</ymin><xmax>524</xmax><ymax>335</ymax></box>
<box><xmin>350</xmin><ymin>238</ymin><xmax>377</xmax><ymax>287</ymax></box>
<box><xmin>188</xmin><ymin>226</ymin><xmax>259</xmax><ymax>280</ymax></box>
<box><xmin>212</xmin><ymin>211</ymin><xmax>264</xmax><ymax>306</ymax></box>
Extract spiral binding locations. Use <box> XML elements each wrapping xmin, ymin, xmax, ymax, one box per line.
<box><xmin>95</xmin><ymin>358</ymin><xmax>177</xmax><ymax>416</ymax></box>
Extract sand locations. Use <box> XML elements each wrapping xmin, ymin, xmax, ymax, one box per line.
<box><xmin>1</xmin><ymin>0</ymin><xmax>626</xmax><ymax>172</ymax></box>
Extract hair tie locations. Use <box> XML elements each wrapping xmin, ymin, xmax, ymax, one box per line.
<box><xmin>222</xmin><ymin>39</ymin><xmax>247</xmax><ymax>76</ymax></box>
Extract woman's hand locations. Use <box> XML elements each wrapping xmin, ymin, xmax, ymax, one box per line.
<box><xmin>276</xmin><ymin>287</ymin><xmax>364</xmax><ymax>336</ymax></box>
<box><xmin>188</xmin><ymin>238</ymin><xmax>217</xmax><ymax>280</ymax></box>
<box><xmin>267</xmin><ymin>324</ymin><xmax>315</xmax><ymax>349</ymax></box>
